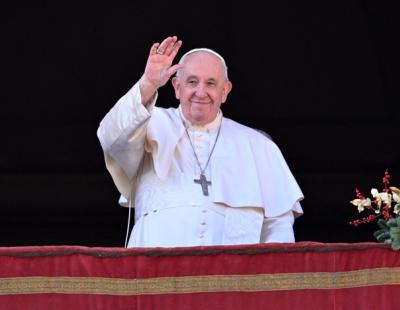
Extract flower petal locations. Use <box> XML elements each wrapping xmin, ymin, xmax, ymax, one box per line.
<box><xmin>390</xmin><ymin>186</ymin><xmax>400</xmax><ymax>195</ymax></box>
<box><xmin>363</xmin><ymin>198</ymin><xmax>372</xmax><ymax>206</ymax></box>
<box><xmin>394</xmin><ymin>203</ymin><xmax>400</xmax><ymax>215</ymax></box>
<box><xmin>371</xmin><ymin>188</ymin><xmax>379</xmax><ymax>198</ymax></box>
<box><xmin>350</xmin><ymin>199</ymin><xmax>362</xmax><ymax>206</ymax></box>
<box><xmin>393</xmin><ymin>192</ymin><xmax>400</xmax><ymax>203</ymax></box>
<box><xmin>379</xmin><ymin>192</ymin><xmax>391</xmax><ymax>205</ymax></box>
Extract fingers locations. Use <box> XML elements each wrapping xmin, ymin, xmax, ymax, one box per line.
<box><xmin>166</xmin><ymin>63</ymin><xmax>184</xmax><ymax>77</ymax></box>
<box><xmin>150</xmin><ymin>43</ymin><xmax>160</xmax><ymax>56</ymax></box>
<box><xmin>168</xmin><ymin>39</ymin><xmax>182</xmax><ymax>60</ymax></box>
<box><xmin>145</xmin><ymin>36</ymin><xmax>183</xmax><ymax>86</ymax></box>
<box><xmin>156</xmin><ymin>36</ymin><xmax>174</xmax><ymax>55</ymax></box>
<box><xmin>153</xmin><ymin>36</ymin><xmax>182</xmax><ymax>57</ymax></box>
<box><xmin>163</xmin><ymin>36</ymin><xmax>181</xmax><ymax>57</ymax></box>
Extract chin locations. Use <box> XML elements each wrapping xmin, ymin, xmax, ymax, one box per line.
<box><xmin>191</xmin><ymin>117</ymin><xmax>207</xmax><ymax>125</ymax></box>
<box><xmin>191</xmin><ymin>109</ymin><xmax>210</xmax><ymax>122</ymax></box>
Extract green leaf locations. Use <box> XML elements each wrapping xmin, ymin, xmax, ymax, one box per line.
<box><xmin>396</xmin><ymin>216</ymin><xmax>400</xmax><ymax>226</ymax></box>
<box><xmin>375</xmin><ymin>231</ymin><xmax>391</xmax><ymax>243</ymax></box>
<box><xmin>377</xmin><ymin>219</ymin><xmax>389</xmax><ymax>229</ymax></box>
<box><xmin>373</xmin><ymin>228</ymin><xmax>388</xmax><ymax>238</ymax></box>
<box><xmin>387</xmin><ymin>219</ymin><xmax>398</xmax><ymax>227</ymax></box>
<box><xmin>390</xmin><ymin>227</ymin><xmax>400</xmax><ymax>240</ymax></box>
<box><xmin>391</xmin><ymin>240</ymin><xmax>400</xmax><ymax>250</ymax></box>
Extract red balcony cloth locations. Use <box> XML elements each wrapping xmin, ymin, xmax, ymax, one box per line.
<box><xmin>0</xmin><ymin>242</ymin><xmax>399</xmax><ymax>309</ymax></box>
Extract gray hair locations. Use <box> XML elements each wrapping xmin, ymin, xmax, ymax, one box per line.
<box><xmin>175</xmin><ymin>48</ymin><xmax>229</xmax><ymax>80</ymax></box>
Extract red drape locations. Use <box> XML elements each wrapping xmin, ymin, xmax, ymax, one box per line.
<box><xmin>1</xmin><ymin>242</ymin><xmax>399</xmax><ymax>309</ymax></box>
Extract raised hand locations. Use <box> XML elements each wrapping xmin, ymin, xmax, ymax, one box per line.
<box><xmin>139</xmin><ymin>36</ymin><xmax>183</xmax><ymax>105</ymax></box>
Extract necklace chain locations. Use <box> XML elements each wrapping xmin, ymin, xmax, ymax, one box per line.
<box><xmin>183</xmin><ymin>118</ymin><xmax>222</xmax><ymax>176</ymax></box>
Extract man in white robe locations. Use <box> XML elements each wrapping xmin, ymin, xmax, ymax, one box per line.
<box><xmin>97</xmin><ymin>36</ymin><xmax>304</xmax><ymax>247</ymax></box>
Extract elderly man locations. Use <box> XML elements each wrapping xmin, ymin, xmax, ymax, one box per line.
<box><xmin>97</xmin><ymin>36</ymin><xmax>304</xmax><ymax>248</ymax></box>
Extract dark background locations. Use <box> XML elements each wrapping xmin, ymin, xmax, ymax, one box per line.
<box><xmin>1</xmin><ymin>2</ymin><xmax>399</xmax><ymax>247</ymax></box>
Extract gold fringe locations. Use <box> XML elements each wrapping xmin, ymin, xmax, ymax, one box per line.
<box><xmin>1</xmin><ymin>267</ymin><xmax>400</xmax><ymax>295</ymax></box>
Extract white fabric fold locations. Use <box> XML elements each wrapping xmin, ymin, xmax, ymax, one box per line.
<box><xmin>97</xmin><ymin>81</ymin><xmax>304</xmax><ymax>246</ymax></box>
<box><xmin>145</xmin><ymin>107</ymin><xmax>303</xmax><ymax>217</ymax></box>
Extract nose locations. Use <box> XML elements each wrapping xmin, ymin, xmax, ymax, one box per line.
<box><xmin>195</xmin><ymin>84</ymin><xmax>207</xmax><ymax>97</ymax></box>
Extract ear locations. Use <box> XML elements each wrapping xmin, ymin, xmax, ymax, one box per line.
<box><xmin>171</xmin><ymin>77</ymin><xmax>180</xmax><ymax>100</ymax></box>
<box><xmin>221</xmin><ymin>81</ymin><xmax>232</xmax><ymax>104</ymax></box>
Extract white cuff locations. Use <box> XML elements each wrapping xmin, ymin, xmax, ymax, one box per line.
<box><xmin>260</xmin><ymin>210</ymin><xmax>295</xmax><ymax>243</ymax></box>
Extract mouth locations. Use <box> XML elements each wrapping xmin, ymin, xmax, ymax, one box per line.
<box><xmin>191</xmin><ymin>101</ymin><xmax>210</xmax><ymax>105</ymax></box>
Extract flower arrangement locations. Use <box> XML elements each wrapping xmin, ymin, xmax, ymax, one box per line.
<box><xmin>349</xmin><ymin>170</ymin><xmax>400</xmax><ymax>250</ymax></box>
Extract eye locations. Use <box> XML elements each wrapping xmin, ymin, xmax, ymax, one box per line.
<box><xmin>187</xmin><ymin>80</ymin><xmax>198</xmax><ymax>86</ymax></box>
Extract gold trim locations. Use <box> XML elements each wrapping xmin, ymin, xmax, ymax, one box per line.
<box><xmin>1</xmin><ymin>268</ymin><xmax>400</xmax><ymax>295</ymax></box>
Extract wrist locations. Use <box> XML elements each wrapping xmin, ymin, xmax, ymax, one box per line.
<box><xmin>139</xmin><ymin>76</ymin><xmax>158</xmax><ymax>106</ymax></box>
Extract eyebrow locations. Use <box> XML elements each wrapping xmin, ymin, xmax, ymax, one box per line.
<box><xmin>185</xmin><ymin>76</ymin><xmax>218</xmax><ymax>83</ymax></box>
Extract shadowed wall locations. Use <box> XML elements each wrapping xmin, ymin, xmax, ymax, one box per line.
<box><xmin>1</xmin><ymin>2</ymin><xmax>399</xmax><ymax>246</ymax></box>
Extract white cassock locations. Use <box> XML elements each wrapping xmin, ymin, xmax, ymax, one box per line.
<box><xmin>97</xmin><ymin>82</ymin><xmax>304</xmax><ymax>247</ymax></box>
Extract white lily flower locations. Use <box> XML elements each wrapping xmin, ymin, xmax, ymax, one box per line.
<box><xmin>371</xmin><ymin>188</ymin><xmax>379</xmax><ymax>198</ymax></box>
<box><xmin>371</xmin><ymin>188</ymin><xmax>382</xmax><ymax>208</ymax></box>
<box><xmin>390</xmin><ymin>187</ymin><xmax>400</xmax><ymax>203</ymax></box>
<box><xmin>350</xmin><ymin>198</ymin><xmax>371</xmax><ymax>212</ymax></box>
<box><xmin>379</xmin><ymin>192</ymin><xmax>391</xmax><ymax>206</ymax></box>
<box><xmin>393</xmin><ymin>192</ymin><xmax>400</xmax><ymax>204</ymax></box>
<box><xmin>370</xmin><ymin>188</ymin><xmax>391</xmax><ymax>208</ymax></box>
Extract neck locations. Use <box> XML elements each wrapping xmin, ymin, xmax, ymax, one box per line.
<box><xmin>178</xmin><ymin>106</ymin><xmax>222</xmax><ymax>130</ymax></box>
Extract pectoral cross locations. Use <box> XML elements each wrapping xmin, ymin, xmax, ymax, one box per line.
<box><xmin>194</xmin><ymin>174</ymin><xmax>212</xmax><ymax>196</ymax></box>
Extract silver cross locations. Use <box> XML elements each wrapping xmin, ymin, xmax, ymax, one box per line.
<box><xmin>194</xmin><ymin>174</ymin><xmax>212</xmax><ymax>196</ymax></box>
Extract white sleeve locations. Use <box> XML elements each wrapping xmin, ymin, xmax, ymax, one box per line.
<box><xmin>260</xmin><ymin>210</ymin><xmax>295</xmax><ymax>243</ymax></box>
<box><xmin>97</xmin><ymin>82</ymin><xmax>157</xmax><ymax>180</ymax></box>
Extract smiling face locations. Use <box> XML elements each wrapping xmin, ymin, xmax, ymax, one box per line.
<box><xmin>172</xmin><ymin>51</ymin><xmax>232</xmax><ymax>126</ymax></box>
